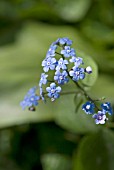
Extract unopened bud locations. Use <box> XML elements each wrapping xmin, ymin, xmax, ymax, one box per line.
<box><xmin>85</xmin><ymin>66</ymin><xmax>92</xmax><ymax>74</ymax></box>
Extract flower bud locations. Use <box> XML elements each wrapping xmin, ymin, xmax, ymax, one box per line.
<box><xmin>85</xmin><ymin>66</ymin><xmax>92</xmax><ymax>74</ymax></box>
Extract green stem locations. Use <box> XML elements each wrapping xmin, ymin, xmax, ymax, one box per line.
<box><xmin>60</xmin><ymin>91</ymin><xmax>81</xmax><ymax>96</ymax></box>
<box><xmin>66</xmin><ymin>70</ymin><xmax>99</xmax><ymax>110</ymax></box>
<box><xmin>106</xmin><ymin>122</ymin><xmax>114</xmax><ymax>128</ymax></box>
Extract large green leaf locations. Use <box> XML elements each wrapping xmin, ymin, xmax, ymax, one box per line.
<box><xmin>53</xmin><ymin>0</ymin><xmax>92</xmax><ymax>22</ymax></box>
<box><xmin>54</xmin><ymin>94</ymin><xmax>100</xmax><ymax>134</ymax></box>
<box><xmin>73</xmin><ymin>128</ymin><xmax>114</xmax><ymax>170</ymax></box>
<box><xmin>41</xmin><ymin>153</ymin><xmax>71</xmax><ymax>170</ymax></box>
<box><xmin>91</xmin><ymin>74</ymin><xmax>114</xmax><ymax>103</ymax></box>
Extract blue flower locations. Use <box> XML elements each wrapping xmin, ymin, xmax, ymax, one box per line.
<box><xmin>46</xmin><ymin>83</ymin><xmax>61</xmax><ymax>101</ymax></box>
<box><xmin>101</xmin><ymin>102</ymin><xmax>113</xmax><ymax>115</ymax></box>
<box><xmin>27</xmin><ymin>86</ymin><xmax>37</xmax><ymax>95</ymax></box>
<box><xmin>61</xmin><ymin>46</ymin><xmax>76</xmax><ymax>58</ymax></box>
<box><xmin>40</xmin><ymin>87</ymin><xmax>45</xmax><ymax>102</ymax></box>
<box><xmin>56</xmin><ymin>58</ymin><xmax>68</xmax><ymax>70</ymax></box>
<box><xmin>54</xmin><ymin>70</ymin><xmax>69</xmax><ymax>85</ymax></box>
<box><xmin>58</xmin><ymin>37</ymin><xmax>72</xmax><ymax>46</ymax></box>
<box><xmin>69</xmin><ymin>67</ymin><xmax>85</xmax><ymax>81</ymax></box>
<box><xmin>69</xmin><ymin>56</ymin><xmax>83</xmax><ymax>67</ymax></box>
<box><xmin>39</xmin><ymin>73</ymin><xmax>48</xmax><ymax>87</ymax></box>
<box><xmin>46</xmin><ymin>45</ymin><xmax>57</xmax><ymax>58</ymax></box>
<box><xmin>52</xmin><ymin>37</ymin><xmax>72</xmax><ymax>46</ymax></box>
<box><xmin>42</xmin><ymin>57</ymin><xmax>56</xmax><ymax>72</ymax></box>
<box><xmin>82</xmin><ymin>101</ymin><xmax>95</xmax><ymax>114</ymax></box>
<box><xmin>92</xmin><ymin>111</ymin><xmax>108</xmax><ymax>124</ymax></box>
<box><xmin>20</xmin><ymin>87</ymin><xmax>40</xmax><ymax>110</ymax></box>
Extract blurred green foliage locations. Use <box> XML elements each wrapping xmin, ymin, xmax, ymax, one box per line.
<box><xmin>0</xmin><ymin>0</ymin><xmax>114</xmax><ymax>169</ymax></box>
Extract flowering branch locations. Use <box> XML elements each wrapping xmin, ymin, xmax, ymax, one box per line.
<box><xmin>20</xmin><ymin>37</ymin><xmax>113</xmax><ymax>125</ymax></box>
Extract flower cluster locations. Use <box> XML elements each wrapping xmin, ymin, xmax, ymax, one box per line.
<box><xmin>82</xmin><ymin>102</ymin><xmax>113</xmax><ymax>124</ymax></box>
<box><xmin>20</xmin><ymin>37</ymin><xmax>113</xmax><ymax>125</ymax></box>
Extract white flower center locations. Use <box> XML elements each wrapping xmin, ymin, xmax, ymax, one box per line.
<box><xmin>76</xmin><ymin>71</ymin><xmax>80</xmax><ymax>76</ymax></box>
<box><xmin>86</xmin><ymin>105</ymin><xmax>90</xmax><ymax>109</ymax></box>
<box><xmin>98</xmin><ymin>116</ymin><xmax>102</xmax><ymax>120</ymax></box>
<box><xmin>51</xmin><ymin>89</ymin><xmax>55</xmax><ymax>93</ymax></box>
<box><xmin>59</xmin><ymin>62</ymin><xmax>62</xmax><ymax>65</ymax></box>
<box><xmin>60</xmin><ymin>76</ymin><xmax>63</xmax><ymax>80</ymax></box>
<box><xmin>30</xmin><ymin>97</ymin><xmax>34</xmax><ymax>101</ymax></box>
<box><xmin>47</xmin><ymin>62</ymin><xmax>50</xmax><ymax>66</ymax></box>
<box><xmin>67</xmin><ymin>50</ymin><xmax>70</xmax><ymax>53</ymax></box>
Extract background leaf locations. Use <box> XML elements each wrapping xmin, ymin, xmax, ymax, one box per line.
<box><xmin>54</xmin><ymin>94</ymin><xmax>100</xmax><ymax>134</ymax></box>
<box><xmin>73</xmin><ymin>128</ymin><xmax>114</xmax><ymax>170</ymax></box>
<box><xmin>41</xmin><ymin>153</ymin><xmax>71</xmax><ymax>170</ymax></box>
<box><xmin>53</xmin><ymin>0</ymin><xmax>92</xmax><ymax>22</ymax></box>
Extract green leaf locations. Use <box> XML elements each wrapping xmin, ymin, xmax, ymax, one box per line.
<box><xmin>91</xmin><ymin>74</ymin><xmax>114</xmax><ymax>103</ymax></box>
<box><xmin>54</xmin><ymin>94</ymin><xmax>99</xmax><ymax>134</ymax></box>
<box><xmin>41</xmin><ymin>153</ymin><xmax>71</xmax><ymax>170</ymax></box>
<box><xmin>73</xmin><ymin>128</ymin><xmax>114</xmax><ymax>170</ymax></box>
<box><xmin>76</xmin><ymin>50</ymin><xmax>98</xmax><ymax>87</ymax></box>
<box><xmin>53</xmin><ymin>0</ymin><xmax>92</xmax><ymax>22</ymax></box>
<box><xmin>74</xmin><ymin>93</ymin><xmax>84</xmax><ymax>113</ymax></box>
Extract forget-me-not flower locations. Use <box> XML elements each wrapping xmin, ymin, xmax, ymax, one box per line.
<box><xmin>39</xmin><ymin>73</ymin><xmax>48</xmax><ymax>87</ymax></box>
<box><xmin>52</xmin><ymin>37</ymin><xmax>72</xmax><ymax>46</ymax></box>
<box><xmin>69</xmin><ymin>56</ymin><xmax>83</xmax><ymax>67</ymax></box>
<box><xmin>92</xmin><ymin>111</ymin><xmax>108</xmax><ymax>124</ymax></box>
<box><xmin>46</xmin><ymin>83</ymin><xmax>61</xmax><ymax>100</ymax></box>
<box><xmin>46</xmin><ymin>45</ymin><xmax>57</xmax><ymax>58</ymax></box>
<box><xmin>56</xmin><ymin>58</ymin><xmax>68</xmax><ymax>70</ymax></box>
<box><xmin>61</xmin><ymin>46</ymin><xmax>76</xmax><ymax>58</ymax></box>
<box><xmin>101</xmin><ymin>102</ymin><xmax>113</xmax><ymax>115</ymax></box>
<box><xmin>82</xmin><ymin>101</ymin><xmax>95</xmax><ymax>114</ymax></box>
<box><xmin>42</xmin><ymin>57</ymin><xmax>56</xmax><ymax>72</ymax></box>
<box><xmin>40</xmin><ymin>87</ymin><xmax>45</xmax><ymax>101</ymax></box>
<box><xmin>54</xmin><ymin>70</ymin><xmax>69</xmax><ymax>85</ymax></box>
<box><xmin>20</xmin><ymin>87</ymin><xmax>40</xmax><ymax>110</ymax></box>
<box><xmin>69</xmin><ymin>67</ymin><xmax>85</xmax><ymax>81</ymax></box>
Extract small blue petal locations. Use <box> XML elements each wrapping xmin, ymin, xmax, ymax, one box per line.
<box><xmin>46</xmin><ymin>83</ymin><xmax>61</xmax><ymax>100</ymax></box>
<box><xmin>101</xmin><ymin>102</ymin><xmax>113</xmax><ymax>115</ymax></box>
<box><xmin>82</xmin><ymin>101</ymin><xmax>95</xmax><ymax>114</ymax></box>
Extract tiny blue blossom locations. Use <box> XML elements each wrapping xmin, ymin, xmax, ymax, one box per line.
<box><xmin>69</xmin><ymin>67</ymin><xmax>85</xmax><ymax>81</ymax></box>
<box><xmin>27</xmin><ymin>86</ymin><xmax>37</xmax><ymax>95</ymax></box>
<box><xmin>69</xmin><ymin>56</ymin><xmax>83</xmax><ymax>67</ymax></box>
<box><xmin>39</xmin><ymin>73</ymin><xmax>48</xmax><ymax>87</ymax></box>
<box><xmin>61</xmin><ymin>46</ymin><xmax>76</xmax><ymax>58</ymax></box>
<box><xmin>20</xmin><ymin>87</ymin><xmax>40</xmax><ymax>110</ymax></box>
<box><xmin>40</xmin><ymin>87</ymin><xmax>45</xmax><ymax>101</ymax></box>
<box><xmin>56</xmin><ymin>58</ymin><xmax>68</xmax><ymax>70</ymax></box>
<box><xmin>46</xmin><ymin>45</ymin><xmax>57</xmax><ymax>58</ymax></box>
<box><xmin>101</xmin><ymin>102</ymin><xmax>113</xmax><ymax>115</ymax></box>
<box><xmin>92</xmin><ymin>111</ymin><xmax>108</xmax><ymax>124</ymax></box>
<box><xmin>82</xmin><ymin>101</ymin><xmax>95</xmax><ymax>114</ymax></box>
<box><xmin>58</xmin><ymin>38</ymin><xmax>72</xmax><ymax>46</ymax></box>
<box><xmin>42</xmin><ymin>57</ymin><xmax>56</xmax><ymax>72</ymax></box>
<box><xmin>46</xmin><ymin>83</ymin><xmax>61</xmax><ymax>100</ymax></box>
<box><xmin>54</xmin><ymin>70</ymin><xmax>69</xmax><ymax>85</ymax></box>
<box><xmin>52</xmin><ymin>37</ymin><xmax>72</xmax><ymax>46</ymax></box>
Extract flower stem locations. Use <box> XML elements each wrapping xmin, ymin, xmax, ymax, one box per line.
<box><xmin>66</xmin><ymin>70</ymin><xmax>99</xmax><ymax>110</ymax></box>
